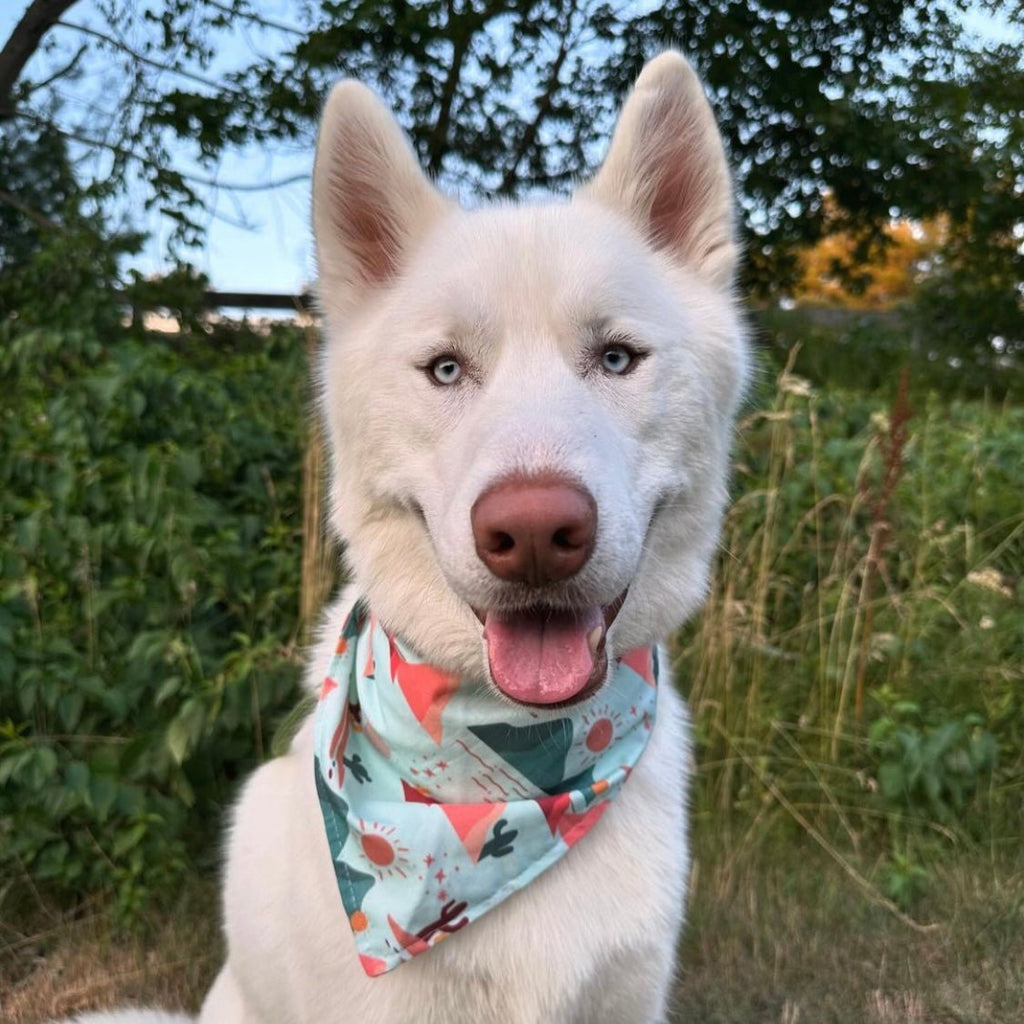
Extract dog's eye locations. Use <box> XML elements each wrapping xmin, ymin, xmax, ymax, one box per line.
<box><xmin>429</xmin><ymin>356</ymin><xmax>463</xmax><ymax>386</ymax></box>
<box><xmin>600</xmin><ymin>345</ymin><xmax>635</xmax><ymax>375</ymax></box>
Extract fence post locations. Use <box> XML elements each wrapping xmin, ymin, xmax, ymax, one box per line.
<box><xmin>299</xmin><ymin>323</ymin><xmax>338</xmax><ymax>643</ymax></box>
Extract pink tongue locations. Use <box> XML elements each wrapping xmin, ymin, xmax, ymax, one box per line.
<box><xmin>483</xmin><ymin>607</ymin><xmax>604</xmax><ymax>705</ymax></box>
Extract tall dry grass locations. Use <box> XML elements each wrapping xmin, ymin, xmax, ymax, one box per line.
<box><xmin>677</xmin><ymin>353</ymin><xmax>1022</xmax><ymax>914</ymax></box>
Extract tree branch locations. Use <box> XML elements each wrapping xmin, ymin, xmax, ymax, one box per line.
<box><xmin>426</xmin><ymin>0</ymin><xmax>488</xmax><ymax>177</ymax></box>
<box><xmin>0</xmin><ymin>186</ymin><xmax>62</xmax><ymax>230</ymax></box>
<box><xmin>200</xmin><ymin>0</ymin><xmax>304</xmax><ymax>38</ymax></box>
<box><xmin>0</xmin><ymin>0</ymin><xmax>82</xmax><ymax>119</ymax></box>
<box><xmin>58</xmin><ymin>19</ymin><xmax>247</xmax><ymax>97</ymax></box>
<box><xmin>498</xmin><ymin>8</ymin><xmax>579</xmax><ymax>195</ymax></box>
<box><xmin>18</xmin><ymin>107</ymin><xmax>308</xmax><ymax>192</ymax></box>
<box><xmin>26</xmin><ymin>41</ymin><xmax>87</xmax><ymax>93</ymax></box>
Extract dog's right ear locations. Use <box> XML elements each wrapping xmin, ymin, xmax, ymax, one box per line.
<box><xmin>579</xmin><ymin>52</ymin><xmax>738</xmax><ymax>288</ymax></box>
<box><xmin>313</xmin><ymin>82</ymin><xmax>450</xmax><ymax>314</ymax></box>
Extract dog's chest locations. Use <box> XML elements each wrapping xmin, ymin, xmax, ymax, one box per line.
<box><xmin>284</xmin><ymin>687</ymin><xmax>691</xmax><ymax>1023</ymax></box>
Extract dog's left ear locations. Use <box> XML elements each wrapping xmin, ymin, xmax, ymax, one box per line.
<box><xmin>579</xmin><ymin>52</ymin><xmax>737</xmax><ymax>287</ymax></box>
<box><xmin>313</xmin><ymin>81</ymin><xmax>450</xmax><ymax>314</ymax></box>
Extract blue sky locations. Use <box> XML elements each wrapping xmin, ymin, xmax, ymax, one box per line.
<box><xmin>157</xmin><ymin>151</ymin><xmax>315</xmax><ymax>297</ymax></box>
<box><xmin>2</xmin><ymin>0</ymin><xmax>316</xmax><ymax>296</ymax></box>
<box><xmin>2</xmin><ymin>2</ymin><xmax>1019</xmax><ymax>299</ymax></box>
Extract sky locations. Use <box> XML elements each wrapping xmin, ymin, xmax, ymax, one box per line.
<box><xmin>2</xmin><ymin>2</ymin><xmax>1019</xmax><ymax>302</ymax></box>
<box><xmin>2</xmin><ymin>0</ymin><xmax>317</xmax><ymax>298</ymax></box>
<box><xmin>162</xmin><ymin>150</ymin><xmax>314</xmax><ymax>297</ymax></box>
<box><xmin>123</xmin><ymin>2</ymin><xmax>319</xmax><ymax>299</ymax></box>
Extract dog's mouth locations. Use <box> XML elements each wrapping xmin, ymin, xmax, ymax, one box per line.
<box><xmin>473</xmin><ymin>592</ymin><xmax>627</xmax><ymax>707</ymax></box>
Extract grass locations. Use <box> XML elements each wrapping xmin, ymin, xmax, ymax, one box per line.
<box><xmin>676</xmin><ymin>832</ymin><xmax>1024</xmax><ymax>1024</ymax></box>
<box><xmin>681</xmin><ymin>359</ymin><xmax>1022</xmax><ymax>856</ymax></box>
<box><xmin>667</xmin><ymin>359</ymin><xmax>1024</xmax><ymax>1021</ymax></box>
<box><xmin>0</xmin><ymin>884</ymin><xmax>220</xmax><ymax>1023</ymax></box>
<box><xmin>3</xmin><ymin>842</ymin><xmax>1021</xmax><ymax>1024</ymax></box>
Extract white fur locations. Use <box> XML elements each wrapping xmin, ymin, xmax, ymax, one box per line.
<box><xmin>55</xmin><ymin>51</ymin><xmax>747</xmax><ymax>1024</ymax></box>
<box><xmin>61</xmin><ymin>1014</ymin><xmax>191</xmax><ymax>1023</ymax></box>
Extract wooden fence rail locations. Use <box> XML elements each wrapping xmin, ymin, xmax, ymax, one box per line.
<box><xmin>114</xmin><ymin>290</ymin><xmax>315</xmax><ymax>318</ymax></box>
<box><xmin>203</xmin><ymin>290</ymin><xmax>313</xmax><ymax>313</ymax></box>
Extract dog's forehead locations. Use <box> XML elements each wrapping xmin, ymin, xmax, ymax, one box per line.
<box><xmin>402</xmin><ymin>202</ymin><xmax>670</xmax><ymax>324</ymax></box>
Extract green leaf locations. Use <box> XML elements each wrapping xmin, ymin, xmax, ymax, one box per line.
<box><xmin>89</xmin><ymin>776</ymin><xmax>119</xmax><ymax>820</ymax></box>
<box><xmin>878</xmin><ymin>763</ymin><xmax>906</xmax><ymax>802</ymax></box>
<box><xmin>111</xmin><ymin>821</ymin><xmax>148</xmax><ymax>859</ymax></box>
<box><xmin>166</xmin><ymin>698</ymin><xmax>206</xmax><ymax>765</ymax></box>
<box><xmin>59</xmin><ymin>691</ymin><xmax>86</xmax><ymax>732</ymax></box>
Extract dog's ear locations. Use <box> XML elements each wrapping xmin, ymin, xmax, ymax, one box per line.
<box><xmin>579</xmin><ymin>52</ymin><xmax>737</xmax><ymax>287</ymax></box>
<box><xmin>313</xmin><ymin>81</ymin><xmax>450</xmax><ymax>312</ymax></box>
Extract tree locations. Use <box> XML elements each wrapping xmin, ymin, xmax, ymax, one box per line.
<box><xmin>2</xmin><ymin>1</ymin><xmax>1022</xmax><ymax>313</ymax></box>
<box><xmin>909</xmin><ymin>37</ymin><xmax>1024</xmax><ymax>388</ymax></box>
<box><xmin>0</xmin><ymin>0</ymin><xmax>79</xmax><ymax>119</ymax></box>
<box><xmin>791</xmin><ymin>200</ymin><xmax>947</xmax><ymax>311</ymax></box>
<box><xmin>0</xmin><ymin>117</ymin><xmax>140</xmax><ymax>329</ymax></box>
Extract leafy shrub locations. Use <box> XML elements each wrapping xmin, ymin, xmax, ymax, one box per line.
<box><xmin>0</xmin><ymin>321</ymin><xmax>309</xmax><ymax>914</ymax></box>
<box><xmin>754</xmin><ymin>305</ymin><xmax>1020</xmax><ymax>400</ymax></box>
<box><xmin>869</xmin><ymin>702</ymin><xmax>998</xmax><ymax>827</ymax></box>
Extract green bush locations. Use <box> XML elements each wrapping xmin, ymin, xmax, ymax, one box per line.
<box><xmin>753</xmin><ymin>305</ymin><xmax>1020</xmax><ymax>401</ymax></box>
<box><xmin>0</xmin><ymin>322</ymin><xmax>308</xmax><ymax>914</ymax></box>
<box><xmin>869</xmin><ymin>703</ymin><xmax>999</xmax><ymax>828</ymax></box>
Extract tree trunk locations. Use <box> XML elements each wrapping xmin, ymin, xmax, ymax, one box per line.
<box><xmin>0</xmin><ymin>0</ymin><xmax>81</xmax><ymax>119</ymax></box>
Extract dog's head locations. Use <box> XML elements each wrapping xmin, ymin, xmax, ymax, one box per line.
<box><xmin>313</xmin><ymin>52</ymin><xmax>749</xmax><ymax>706</ymax></box>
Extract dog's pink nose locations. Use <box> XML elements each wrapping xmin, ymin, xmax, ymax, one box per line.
<box><xmin>471</xmin><ymin>476</ymin><xmax>597</xmax><ymax>585</ymax></box>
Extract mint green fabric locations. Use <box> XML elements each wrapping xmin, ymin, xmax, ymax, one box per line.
<box><xmin>313</xmin><ymin>602</ymin><xmax>659</xmax><ymax>976</ymax></box>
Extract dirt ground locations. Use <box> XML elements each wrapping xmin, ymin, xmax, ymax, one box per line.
<box><xmin>3</xmin><ymin>845</ymin><xmax>1022</xmax><ymax>1024</ymax></box>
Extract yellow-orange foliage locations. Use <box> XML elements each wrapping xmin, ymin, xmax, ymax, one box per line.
<box><xmin>793</xmin><ymin>210</ymin><xmax>947</xmax><ymax>310</ymax></box>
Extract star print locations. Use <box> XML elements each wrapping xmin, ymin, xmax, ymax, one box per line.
<box><xmin>437</xmin><ymin>760</ymin><xmax>449</xmax><ymax>770</ymax></box>
<box><xmin>435</xmin><ymin>868</ymin><xmax>446</xmax><ymax>883</ymax></box>
<box><xmin>424</xmin><ymin>854</ymin><xmax>434</xmax><ymax>866</ymax></box>
<box><xmin>438</xmin><ymin>889</ymin><xmax>448</xmax><ymax>901</ymax></box>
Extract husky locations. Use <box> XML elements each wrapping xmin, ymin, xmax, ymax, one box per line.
<box><xmin>61</xmin><ymin>50</ymin><xmax>747</xmax><ymax>1024</ymax></box>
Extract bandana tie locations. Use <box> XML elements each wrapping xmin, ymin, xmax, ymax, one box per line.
<box><xmin>313</xmin><ymin>602</ymin><xmax>659</xmax><ymax>976</ymax></box>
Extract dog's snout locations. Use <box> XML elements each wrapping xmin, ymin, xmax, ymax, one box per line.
<box><xmin>471</xmin><ymin>476</ymin><xmax>597</xmax><ymax>585</ymax></box>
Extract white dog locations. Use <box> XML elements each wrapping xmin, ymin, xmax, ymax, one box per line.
<box><xmin>63</xmin><ymin>50</ymin><xmax>747</xmax><ymax>1024</ymax></box>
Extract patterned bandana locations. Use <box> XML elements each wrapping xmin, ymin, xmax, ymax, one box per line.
<box><xmin>313</xmin><ymin>601</ymin><xmax>659</xmax><ymax>976</ymax></box>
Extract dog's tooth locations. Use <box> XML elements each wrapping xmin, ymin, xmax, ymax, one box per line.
<box><xmin>587</xmin><ymin>627</ymin><xmax>603</xmax><ymax>655</ymax></box>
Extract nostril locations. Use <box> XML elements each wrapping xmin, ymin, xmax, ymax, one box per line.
<box><xmin>551</xmin><ymin>527</ymin><xmax>575</xmax><ymax>550</ymax></box>
<box><xmin>491</xmin><ymin>531</ymin><xmax>515</xmax><ymax>554</ymax></box>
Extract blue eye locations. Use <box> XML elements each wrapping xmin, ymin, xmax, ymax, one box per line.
<box><xmin>600</xmin><ymin>345</ymin><xmax>634</xmax><ymax>375</ymax></box>
<box><xmin>430</xmin><ymin>357</ymin><xmax>463</xmax><ymax>385</ymax></box>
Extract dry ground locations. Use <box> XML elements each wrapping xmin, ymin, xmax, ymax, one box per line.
<box><xmin>3</xmin><ymin>844</ymin><xmax>1021</xmax><ymax>1024</ymax></box>
<box><xmin>0</xmin><ymin>884</ymin><xmax>220</xmax><ymax>1024</ymax></box>
<box><xmin>674</xmin><ymin>839</ymin><xmax>1024</xmax><ymax>1024</ymax></box>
